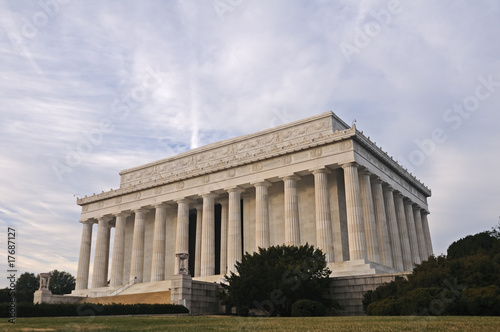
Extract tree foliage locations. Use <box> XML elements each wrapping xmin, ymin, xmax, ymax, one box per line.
<box><xmin>49</xmin><ymin>270</ymin><xmax>76</xmax><ymax>295</ymax></box>
<box><xmin>363</xmin><ymin>228</ymin><xmax>500</xmax><ymax>316</ymax></box>
<box><xmin>447</xmin><ymin>231</ymin><xmax>499</xmax><ymax>260</ymax></box>
<box><xmin>14</xmin><ymin>270</ymin><xmax>76</xmax><ymax>303</ymax></box>
<box><xmin>220</xmin><ymin>244</ymin><xmax>337</xmax><ymax>316</ymax></box>
<box><xmin>16</xmin><ymin>272</ymin><xmax>39</xmax><ymax>303</ymax></box>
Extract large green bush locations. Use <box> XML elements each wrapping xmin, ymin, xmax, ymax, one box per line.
<box><xmin>364</xmin><ymin>228</ymin><xmax>500</xmax><ymax>316</ymax></box>
<box><xmin>220</xmin><ymin>244</ymin><xmax>339</xmax><ymax>316</ymax></box>
<box><xmin>291</xmin><ymin>299</ymin><xmax>327</xmax><ymax>317</ymax></box>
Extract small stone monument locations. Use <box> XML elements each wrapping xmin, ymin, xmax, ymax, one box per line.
<box><xmin>33</xmin><ymin>272</ymin><xmax>52</xmax><ymax>304</ymax></box>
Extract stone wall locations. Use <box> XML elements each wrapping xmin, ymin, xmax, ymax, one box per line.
<box><xmin>329</xmin><ymin>272</ymin><xmax>410</xmax><ymax>316</ymax></box>
<box><xmin>190</xmin><ymin>280</ymin><xmax>222</xmax><ymax>315</ymax></box>
<box><xmin>33</xmin><ymin>290</ymin><xmax>82</xmax><ymax>304</ymax></box>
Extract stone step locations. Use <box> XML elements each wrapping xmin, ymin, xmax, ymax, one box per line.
<box><xmin>120</xmin><ymin>280</ymin><xmax>172</xmax><ymax>295</ymax></box>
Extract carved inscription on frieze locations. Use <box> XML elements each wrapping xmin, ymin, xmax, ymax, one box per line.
<box><xmin>120</xmin><ymin>116</ymin><xmax>334</xmax><ymax>187</ymax></box>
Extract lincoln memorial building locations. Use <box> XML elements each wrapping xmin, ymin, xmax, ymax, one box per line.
<box><xmin>70</xmin><ymin>112</ymin><xmax>433</xmax><ymax>312</ymax></box>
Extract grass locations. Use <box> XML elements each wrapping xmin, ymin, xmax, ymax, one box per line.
<box><xmin>2</xmin><ymin>315</ymin><xmax>500</xmax><ymax>331</ymax></box>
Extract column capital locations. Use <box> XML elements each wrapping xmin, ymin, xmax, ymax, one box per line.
<box><xmin>412</xmin><ymin>204</ymin><xmax>422</xmax><ymax>211</ymax></box>
<box><xmin>115</xmin><ymin>212</ymin><xmax>131</xmax><ymax>218</ymax></box>
<box><xmin>310</xmin><ymin>167</ymin><xmax>331</xmax><ymax>175</ymax></box>
<box><xmin>80</xmin><ymin>218</ymin><xmax>95</xmax><ymax>225</ymax></box>
<box><xmin>383</xmin><ymin>183</ymin><xmax>394</xmax><ymax>192</ymax></box>
<box><xmin>358</xmin><ymin>168</ymin><xmax>371</xmax><ymax>177</ymax></box>
<box><xmin>252</xmin><ymin>180</ymin><xmax>272</xmax><ymax>187</ymax></box>
<box><xmin>175</xmin><ymin>198</ymin><xmax>192</xmax><ymax>205</ymax></box>
<box><xmin>341</xmin><ymin>161</ymin><xmax>358</xmax><ymax>169</ymax></box>
<box><xmin>97</xmin><ymin>216</ymin><xmax>113</xmax><ymax>224</ymax></box>
<box><xmin>403</xmin><ymin>197</ymin><xmax>413</xmax><ymax>205</ymax></box>
<box><xmin>134</xmin><ymin>207</ymin><xmax>149</xmax><ymax>214</ymax></box>
<box><xmin>280</xmin><ymin>174</ymin><xmax>301</xmax><ymax>181</ymax></box>
<box><xmin>153</xmin><ymin>202</ymin><xmax>168</xmax><ymax>209</ymax></box>
<box><xmin>225</xmin><ymin>186</ymin><xmax>245</xmax><ymax>194</ymax></box>
<box><xmin>202</xmin><ymin>192</ymin><xmax>218</xmax><ymax>199</ymax></box>
<box><xmin>393</xmin><ymin>191</ymin><xmax>406</xmax><ymax>199</ymax></box>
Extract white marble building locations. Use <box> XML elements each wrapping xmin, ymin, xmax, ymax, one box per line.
<box><xmin>71</xmin><ymin>112</ymin><xmax>433</xmax><ymax>297</ymax></box>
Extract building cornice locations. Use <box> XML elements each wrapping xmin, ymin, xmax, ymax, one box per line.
<box><xmin>353</xmin><ymin>128</ymin><xmax>431</xmax><ymax>197</ymax></box>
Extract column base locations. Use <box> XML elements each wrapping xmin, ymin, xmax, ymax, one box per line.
<box><xmin>328</xmin><ymin>259</ymin><xmax>396</xmax><ymax>277</ymax></box>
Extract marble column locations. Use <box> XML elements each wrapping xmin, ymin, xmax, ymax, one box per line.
<box><xmin>110</xmin><ymin>212</ymin><xmax>130</xmax><ymax>287</ymax></box>
<box><xmin>394</xmin><ymin>193</ymin><xmax>413</xmax><ymax>271</ymax></box>
<box><xmin>371</xmin><ymin>177</ymin><xmax>393</xmax><ymax>268</ymax></box>
<box><xmin>312</xmin><ymin>169</ymin><xmax>334</xmax><ymax>262</ymax></box>
<box><xmin>413</xmin><ymin>205</ymin><xmax>428</xmax><ymax>261</ymax></box>
<box><xmin>201</xmin><ymin>193</ymin><xmax>217</xmax><ymax>276</ymax></box>
<box><xmin>282</xmin><ymin>175</ymin><xmax>301</xmax><ymax>246</ymax></box>
<box><xmin>254</xmin><ymin>181</ymin><xmax>271</xmax><ymax>250</ymax></box>
<box><xmin>383</xmin><ymin>185</ymin><xmax>404</xmax><ymax>271</ymax></box>
<box><xmin>75</xmin><ymin>220</ymin><xmax>94</xmax><ymax>290</ymax></box>
<box><xmin>130</xmin><ymin>208</ymin><xmax>148</xmax><ymax>283</ymax></box>
<box><xmin>421</xmin><ymin>211</ymin><xmax>434</xmax><ymax>256</ymax></box>
<box><xmin>219</xmin><ymin>199</ymin><xmax>229</xmax><ymax>275</ymax></box>
<box><xmin>104</xmin><ymin>224</ymin><xmax>111</xmax><ymax>285</ymax></box>
<box><xmin>358</xmin><ymin>169</ymin><xmax>380</xmax><ymax>263</ymax></box>
<box><xmin>151</xmin><ymin>204</ymin><xmax>167</xmax><ymax>282</ymax></box>
<box><xmin>227</xmin><ymin>188</ymin><xmax>244</xmax><ymax>274</ymax></box>
<box><xmin>92</xmin><ymin>216</ymin><xmax>112</xmax><ymax>288</ymax></box>
<box><xmin>194</xmin><ymin>204</ymin><xmax>203</xmax><ymax>277</ymax></box>
<box><xmin>175</xmin><ymin>199</ymin><xmax>190</xmax><ymax>274</ymax></box>
<box><xmin>404</xmin><ymin>199</ymin><xmax>421</xmax><ymax>265</ymax></box>
<box><xmin>342</xmin><ymin>163</ymin><xmax>367</xmax><ymax>261</ymax></box>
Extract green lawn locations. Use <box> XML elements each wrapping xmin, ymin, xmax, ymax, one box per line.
<box><xmin>2</xmin><ymin>315</ymin><xmax>499</xmax><ymax>331</ymax></box>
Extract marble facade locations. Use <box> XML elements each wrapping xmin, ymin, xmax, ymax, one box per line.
<box><xmin>72</xmin><ymin>112</ymin><xmax>433</xmax><ymax>295</ymax></box>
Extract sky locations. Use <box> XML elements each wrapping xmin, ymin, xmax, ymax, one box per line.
<box><xmin>1</xmin><ymin>0</ymin><xmax>499</xmax><ymax>289</ymax></box>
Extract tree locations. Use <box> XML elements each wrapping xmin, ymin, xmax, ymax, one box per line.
<box><xmin>447</xmin><ymin>231</ymin><xmax>498</xmax><ymax>260</ymax></box>
<box><xmin>0</xmin><ymin>287</ymin><xmax>10</xmax><ymax>303</ymax></box>
<box><xmin>49</xmin><ymin>270</ymin><xmax>76</xmax><ymax>295</ymax></box>
<box><xmin>363</xmin><ymin>227</ymin><xmax>500</xmax><ymax>316</ymax></box>
<box><xmin>16</xmin><ymin>272</ymin><xmax>39</xmax><ymax>303</ymax></box>
<box><xmin>220</xmin><ymin>244</ymin><xmax>336</xmax><ymax>316</ymax></box>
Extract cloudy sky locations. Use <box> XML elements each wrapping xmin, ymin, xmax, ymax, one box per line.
<box><xmin>1</xmin><ymin>0</ymin><xmax>499</xmax><ymax>288</ymax></box>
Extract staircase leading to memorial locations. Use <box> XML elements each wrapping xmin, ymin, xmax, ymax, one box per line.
<box><xmin>110</xmin><ymin>277</ymin><xmax>136</xmax><ymax>296</ymax></box>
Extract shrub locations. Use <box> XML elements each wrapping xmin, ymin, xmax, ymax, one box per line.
<box><xmin>220</xmin><ymin>244</ymin><xmax>335</xmax><ymax>316</ymax></box>
<box><xmin>291</xmin><ymin>299</ymin><xmax>327</xmax><ymax>317</ymax></box>
<box><xmin>458</xmin><ymin>285</ymin><xmax>500</xmax><ymax>316</ymax></box>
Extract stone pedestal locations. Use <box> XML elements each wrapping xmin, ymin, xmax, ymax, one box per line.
<box><xmin>328</xmin><ymin>259</ymin><xmax>396</xmax><ymax>278</ymax></box>
<box><xmin>170</xmin><ymin>274</ymin><xmax>192</xmax><ymax>312</ymax></box>
<box><xmin>33</xmin><ymin>289</ymin><xmax>52</xmax><ymax>304</ymax></box>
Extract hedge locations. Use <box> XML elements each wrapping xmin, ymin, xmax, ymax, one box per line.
<box><xmin>1</xmin><ymin>302</ymin><xmax>189</xmax><ymax>318</ymax></box>
<box><xmin>291</xmin><ymin>299</ymin><xmax>327</xmax><ymax>317</ymax></box>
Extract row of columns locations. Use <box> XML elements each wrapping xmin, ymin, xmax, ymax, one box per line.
<box><xmin>341</xmin><ymin>162</ymin><xmax>433</xmax><ymax>272</ymax></box>
<box><xmin>75</xmin><ymin>162</ymin><xmax>433</xmax><ymax>290</ymax></box>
